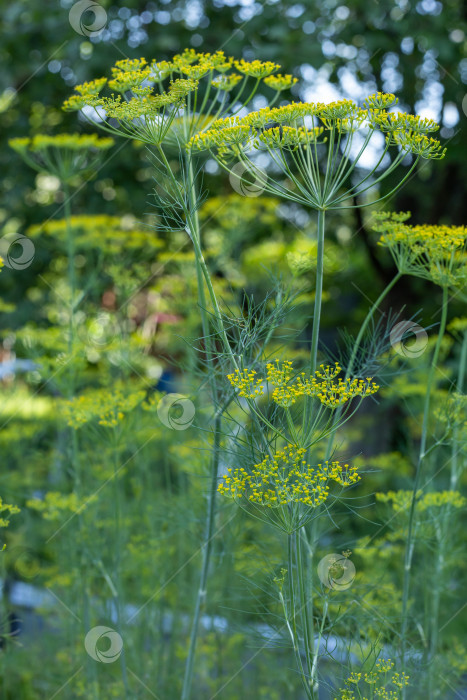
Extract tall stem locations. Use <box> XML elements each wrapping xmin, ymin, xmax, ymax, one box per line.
<box><xmin>181</xmin><ymin>414</ymin><xmax>222</xmax><ymax>700</ymax></box>
<box><xmin>63</xmin><ymin>182</ymin><xmax>97</xmax><ymax>695</ymax></box>
<box><xmin>400</xmin><ymin>286</ymin><xmax>449</xmax><ymax>672</ymax></box>
<box><xmin>287</xmin><ymin>534</ymin><xmax>313</xmax><ymax>699</ymax></box>
<box><xmin>301</xmin><ymin>208</ymin><xmax>326</xmax><ymax>692</ymax></box>
<box><xmin>450</xmin><ymin>329</ymin><xmax>467</xmax><ymax>491</ymax></box>
<box><xmin>295</xmin><ymin>529</ymin><xmax>315</xmax><ymax>697</ymax></box>
<box><xmin>63</xmin><ymin>184</ymin><xmax>75</xmax><ymax>370</ymax></box>
<box><xmin>427</xmin><ymin>328</ymin><xmax>467</xmax><ymax>696</ymax></box>
<box><xmin>112</xmin><ymin>434</ymin><xmax>129</xmax><ymax>697</ymax></box>
<box><xmin>427</xmin><ymin>525</ymin><xmax>443</xmax><ymax>699</ymax></box>
<box><xmin>181</xmin><ymin>157</ymin><xmax>231</xmax><ymax>700</ymax></box>
<box><xmin>303</xmin><ymin>209</ymin><xmax>326</xmax><ymax>434</ymax></box>
<box><xmin>309</xmin><ymin>209</ymin><xmax>325</xmax><ymax>376</ymax></box>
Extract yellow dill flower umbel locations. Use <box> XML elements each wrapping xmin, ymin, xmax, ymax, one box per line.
<box><xmin>373</xmin><ymin>212</ymin><xmax>466</xmax><ymax>288</ymax></box>
<box><xmin>227</xmin><ymin>368</ymin><xmax>264</xmax><ymax>399</ymax></box>
<box><xmin>335</xmin><ymin>659</ymin><xmax>409</xmax><ymax>699</ymax></box>
<box><xmin>62</xmin><ymin>50</ymin><xmax>294</xmax><ymax>148</ymax></box>
<box><xmin>234</xmin><ymin>59</ymin><xmax>280</xmax><ymax>78</ymax></box>
<box><xmin>64</xmin><ymin>386</ymin><xmax>145</xmax><ymax>429</ymax></box>
<box><xmin>229</xmin><ymin>360</ymin><xmax>379</xmax><ymax>409</ymax></box>
<box><xmin>218</xmin><ymin>445</ymin><xmax>361</xmax><ymax>532</ymax></box>
<box><xmin>212</xmin><ymin>73</ymin><xmax>243</xmax><ymax>92</ymax></box>
<box><xmin>9</xmin><ymin>133</ymin><xmax>114</xmax><ymax>183</ymax></box>
<box><xmin>263</xmin><ymin>74</ymin><xmax>298</xmax><ymax>91</ymax></box>
<box><xmin>0</xmin><ymin>497</ymin><xmax>20</xmax><ymax>528</ymax></box>
<box><xmin>9</xmin><ymin>133</ymin><xmax>113</xmax><ymax>153</ymax></box>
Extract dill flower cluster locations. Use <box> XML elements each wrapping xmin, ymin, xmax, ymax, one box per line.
<box><xmin>26</xmin><ymin>491</ymin><xmax>93</xmax><ymax>520</ymax></box>
<box><xmin>294</xmin><ymin>363</ymin><xmax>379</xmax><ymax>408</ymax></box>
<box><xmin>227</xmin><ymin>368</ymin><xmax>264</xmax><ymax>398</ymax></box>
<box><xmin>64</xmin><ymin>387</ymin><xmax>145</xmax><ymax>429</ymax></box>
<box><xmin>377</xmin><ymin>489</ymin><xmax>466</xmax><ymax>512</ymax></box>
<box><xmin>373</xmin><ymin>212</ymin><xmax>467</xmax><ymax>289</ymax></box>
<box><xmin>227</xmin><ymin>360</ymin><xmax>379</xmax><ymax>409</ymax></box>
<box><xmin>218</xmin><ymin>444</ymin><xmax>360</xmax><ymax>531</ymax></box>
<box><xmin>448</xmin><ymin>316</ymin><xmax>467</xmax><ymax>333</ymax></box>
<box><xmin>336</xmin><ymin>660</ymin><xmax>409</xmax><ymax>699</ymax></box>
<box><xmin>63</xmin><ymin>50</ymin><xmax>296</xmax><ymax>147</ymax></box>
<box><xmin>0</xmin><ymin>497</ymin><xmax>20</xmax><ymax>528</ymax></box>
<box><xmin>188</xmin><ymin>92</ymin><xmax>445</xmax><ymax>209</ymax></box>
<box><xmin>27</xmin><ymin>214</ymin><xmax>164</xmax><ymax>255</ymax></box>
<box><xmin>189</xmin><ymin>94</ymin><xmax>443</xmax><ymax>158</ymax></box>
<box><xmin>9</xmin><ymin>133</ymin><xmax>114</xmax><ymax>182</ymax></box>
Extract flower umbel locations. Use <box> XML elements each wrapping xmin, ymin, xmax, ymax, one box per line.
<box><xmin>9</xmin><ymin>133</ymin><xmax>114</xmax><ymax>183</ymax></box>
<box><xmin>218</xmin><ymin>444</ymin><xmax>360</xmax><ymax>532</ymax></box>
<box><xmin>189</xmin><ymin>93</ymin><xmax>445</xmax><ymax>210</ymax></box>
<box><xmin>227</xmin><ymin>368</ymin><xmax>264</xmax><ymax>399</ymax></box>
<box><xmin>374</xmin><ymin>212</ymin><xmax>467</xmax><ymax>289</ymax></box>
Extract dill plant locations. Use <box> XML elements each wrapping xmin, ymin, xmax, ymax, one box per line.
<box><xmin>7</xmin><ymin>134</ymin><xmax>138</xmax><ymax>698</ymax></box>
<box><xmin>372</xmin><ymin>214</ymin><xmax>467</xmax><ymax>697</ymax></box>
<box><xmin>7</xmin><ymin>47</ymin><xmax>459</xmax><ymax>699</ymax></box>
<box><xmin>63</xmin><ymin>50</ymin><xmax>301</xmax><ymax>700</ymax></box>
<box><xmin>189</xmin><ymin>73</ymin><xmax>450</xmax><ymax>696</ymax></box>
<box><xmin>58</xmin><ymin>50</ymin><xmax>464</xmax><ymax>700</ymax></box>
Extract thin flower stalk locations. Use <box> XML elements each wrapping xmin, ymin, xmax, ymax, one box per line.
<box><xmin>400</xmin><ymin>286</ymin><xmax>449</xmax><ymax>677</ymax></box>
<box><xmin>62</xmin><ymin>51</ymin><xmax>300</xmax><ymax>700</ymax></box>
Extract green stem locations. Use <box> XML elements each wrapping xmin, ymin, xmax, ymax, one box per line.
<box><xmin>181</xmin><ymin>414</ymin><xmax>222</xmax><ymax>700</ymax></box>
<box><xmin>450</xmin><ymin>330</ymin><xmax>467</xmax><ymax>491</ymax></box>
<box><xmin>301</xmin><ymin>208</ymin><xmax>326</xmax><ymax>695</ymax></box>
<box><xmin>303</xmin><ymin>209</ymin><xmax>326</xmax><ymax>434</ymax></box>
<box><xmin>181</xmin><ymin>154</ymin><xmax>237</xmax><ymax>700</ymax></box>
<box><xmin>63</xmin><ymin>183</ymin><xmax>75</xmax><ymax>367</ymax></box>
<box><xmin>427</xmin><ymin>526</ymin><xmax>443</xmax><ymax>699</ymax></box>
<box><xmin>400</xmin><ymin>285</ymin><xmax>449</xmax><ymax>672</ymax></box>
<box><xmin>62</xmin><ymin>181</ymin><xmax>97</xmax><ymax>695</ymax></box>
<box><xmin>112</xmin><ymin>433</ymin><xmax>129</xmax><ymax>697</ymax></box>
<box><xmin>311</xmin><ymin>595</ymin><xmax>328</xmax><ymax>684</ymax></box>
<box><xmin>287</xmin><ymin>534</ymin><xmax>313</xmax><ymax>699</ymax></box>
<box><xmin>427</xmin><ymin>328</ymin><xmax>467</xmax><ymax>696</ymax></box>
<box><xmin>310</xmin><ymin>209</ymin><xmax>325</xmax><ymax>376</ymax></box>
<box><xmin>295</xmin><ymin>529</ymin><xmax>315</xmax><ymax>696</ymax></box>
